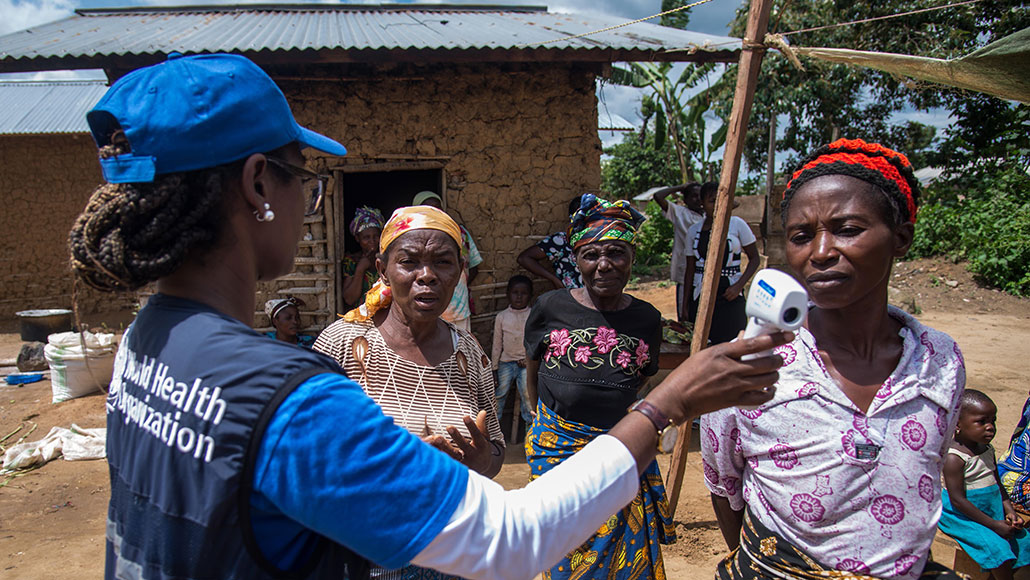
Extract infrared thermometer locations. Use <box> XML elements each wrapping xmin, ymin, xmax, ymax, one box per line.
<box><xmin>740</xmin><ymin>268</ymin><xmax>808</xmax><ymax>361</ymax></box>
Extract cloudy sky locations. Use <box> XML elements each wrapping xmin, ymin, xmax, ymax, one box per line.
<box><xmin>1</xmin><ymin>0</ymin><xmax>951</xmax><ymax>171</ymax></box>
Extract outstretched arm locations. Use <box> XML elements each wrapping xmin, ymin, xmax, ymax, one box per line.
<box><xmin>258</xmin><ymin>332</ymin><xmax>792</xmax><ymax>580</ymax></box>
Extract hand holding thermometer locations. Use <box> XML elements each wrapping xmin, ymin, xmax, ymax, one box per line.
<box><xmin>741</xmin><ymin>269</ymin><xmax>808</xmax><ymax>361</ymax></box>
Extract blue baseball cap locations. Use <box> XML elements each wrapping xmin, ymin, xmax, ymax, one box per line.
<box><xmin>87</xmin><ymin>53</ymin><xmax>347</xmax><ymax>183</ymax></box>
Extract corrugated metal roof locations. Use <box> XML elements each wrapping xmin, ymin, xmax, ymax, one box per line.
<box><xmin>0</xmin><ymin>81</ymin><xmax>107</xmax><ymax>134</ymax></box>
<box><xmin>0</xmin><ymin>4</ymin><xmax>739</xmax><ymax>72</ymax></box>
<box><xmin>598</xmin><ymin>110</ymin><xmax>636</xmax><ymax>131</ymax></box>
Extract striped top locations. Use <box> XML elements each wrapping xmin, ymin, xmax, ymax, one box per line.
<box><xmin>314</xmin><ymin>318</ymin><xmax>504</xmax><ymax>446</ymax></box>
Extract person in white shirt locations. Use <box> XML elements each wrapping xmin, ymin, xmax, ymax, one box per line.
<box><xmin>684</xmin><ymin>182</ymin><xmax>759</xmax><ymax>344</ymax></box>
<box><xmin>653</xmin><ymin>183</ymin><xmax>705</xmax><ymax>322</ymax></box>
<box><xmin>491</xmin><ymin>274</ymin><xmax>533</xmax><ymax>426</ymax></box>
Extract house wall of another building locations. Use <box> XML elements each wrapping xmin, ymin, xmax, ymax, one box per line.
<box><xmin>0</xmin><ymin>134</ymin><xmax>136</xmax><ymax>329</ymax></box>
<box><xmin>279</xmin><ymin>62</ymin><xmax>603</xmax><ymax>339</ymax></box>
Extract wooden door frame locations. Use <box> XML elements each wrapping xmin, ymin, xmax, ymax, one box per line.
<box><xmin>329</xmin><ymin>158</ymin><xmax>449</xmax><ymax>316</ymax></box>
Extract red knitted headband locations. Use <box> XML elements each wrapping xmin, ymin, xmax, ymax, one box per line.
<box><xmin>784</xmin><ymin>139</ymin><xmax>919</xmax><ymax>224</ymax></box>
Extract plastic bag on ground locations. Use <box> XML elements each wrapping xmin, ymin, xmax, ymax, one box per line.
<box><xmin>0</xmin><ymin>424</ymin><xmax>106</xmax><ymax>473</ymax></box>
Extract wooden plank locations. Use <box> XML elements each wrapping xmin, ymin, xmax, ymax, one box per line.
<box><xmin>254</xmin><ymin>309</ymin><xmax>332</xmax><ymax>318</ymax></box>
<box><xmin>323</xmin><ymin>178</ymin><xmax>339</xmax><ymax>320</ymax></box>
<box><xmin>279</xmin><ymin>272</ymin><xmax>332</xmax><ymax>282</ymax></box>
<box><xmin>293</xmin><ymin>257</ymin><xmax>333</xmax><ymax>266</ymax></box>
<box><xmin>664</xmin><ymin>0</ymin><xmax>776</xmax><ymax>519</ymax></box>
<box><xmin>332</xmin><ymin>160</ymin><xmax>447</xmax><ymax>174</ymax></box>
<box><xmin>277</xmin><ymin>287</ymin><xmax>328</xmax><ymax>295</ymax></box>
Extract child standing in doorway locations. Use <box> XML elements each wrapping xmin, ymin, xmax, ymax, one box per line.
<box><xmin>940</xmin><ymin>389</ymin><xmax>1030</xmax><ymax>580</ymax></box>
<box><xmin>492</xmin><ymin>275</ymin><xmax>533</xmax><ymax>430</ymax></box>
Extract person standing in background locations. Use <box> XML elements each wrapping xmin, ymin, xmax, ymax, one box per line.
<box><xmin>412</xmin><ymin>191</ymin><xmax>482</xmax><ymax>332</ymax></box>
<box><xmin>492</xmin><ymin>274</ymin><xmax>533</xmax><ymax>432</ymax></box>
<box><xmin>524</xmin><ymin>194</ymin><xmax>672</xmax><ymax>580</ymax></box>
<box><xmin>653</xmin><ymin>183</ymin><xmax>705</xmax><ymax>322</ymax></box>
<box><xmin>683</xmin><ymin>182</ymin><xmax>759</xmax><ymax>344</ymax></box>
<box><xmin>264</xmin><ymin>297</ymin><xmax>315</xmax><ymax>348</ymax></box>
<box><xmin>342</xmin><ymin>205</ymin><xmax>385</xmax><ymax>309</ymax></box>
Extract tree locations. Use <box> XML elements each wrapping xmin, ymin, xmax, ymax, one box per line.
<box><xmin>601</xmin><ymin>130</ymin><xmax>681</xmax><ymax>200</ymax></box>
<box><xmin>709</xmin><ymin>0</ymin><xmax>1029</xmax><ymax>295</ymax></box>
<box><xmin>603</xmin><ymin>0</ymin><xmax>729</xmax><ymax>183</ymax></box>
<box><xmin>609</xmin><ymin>62</ymin><xmax>727</xmax><ymax>182</ymax></box>
<box><xmin>712</xmin><ymin>0</ymin><xmax>1028</xmax><ymax>174</ymax></box>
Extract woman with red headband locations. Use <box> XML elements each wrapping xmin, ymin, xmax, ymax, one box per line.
<box><xmin>701</xmin><ymin>139</ymin><xmax>966</xmax><ymax>580</ymax></box>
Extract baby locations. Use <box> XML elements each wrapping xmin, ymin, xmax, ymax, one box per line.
<box><xmin>940</xmin><ymin>389</ymin><xmax>1030</xmax><ymax>580</ymax></box>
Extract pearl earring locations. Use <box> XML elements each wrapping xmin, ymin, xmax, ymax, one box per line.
<box><xmin>254</xmin><ymin>203</ymin><xmax>275</xmax><ymax>222</ymax></box>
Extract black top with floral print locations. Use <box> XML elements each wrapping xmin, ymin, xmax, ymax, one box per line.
<box><xmin>524</xmin><ymin>289</ymin><xmax>661</xmax><ymax>428</ymax></box>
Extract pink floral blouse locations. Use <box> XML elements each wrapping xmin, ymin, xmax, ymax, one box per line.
<box><xmin>701</xmin><ymin>306</ymin><xmax>965</xmax><ymax>579</ymax></box>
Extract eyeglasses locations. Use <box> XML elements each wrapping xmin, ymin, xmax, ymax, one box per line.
<box><xmin>265</xmin><ymin>156</ymin><xmax>329</xmax><ymax>216</ymax></box>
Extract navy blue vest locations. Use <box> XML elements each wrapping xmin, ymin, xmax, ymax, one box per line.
<box><xmin>105</xmin><ymin>294</ymin><xmax>368</xmax><ymax>580</ymax></box>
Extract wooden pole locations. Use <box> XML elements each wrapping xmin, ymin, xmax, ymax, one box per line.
<box><xmin>665</xmin><ymin>0</ymin><xmax>775</xmax><ymax>518</ymax></box>
<box><xmin>766</xmin><ymin>112</ymin><xmax>777</xmax><ymax>197</ymax></box>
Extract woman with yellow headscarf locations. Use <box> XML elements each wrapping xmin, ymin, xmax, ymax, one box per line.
<box><xmin>314</xmin><ymin>205</ymin><xmax>505</xmax><ymax>580</ymax></box>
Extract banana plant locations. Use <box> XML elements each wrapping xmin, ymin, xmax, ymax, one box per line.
<box><xmin>609</xmin><ymin>61</ymin><xmax>726</xmax><ymax>182</ymax></box>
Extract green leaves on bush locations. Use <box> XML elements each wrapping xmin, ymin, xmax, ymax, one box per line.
<box><xmin>634</xmin><ymin>201</ymin><xmax>674</xmax><ymax>271</ymax></box>
<box><xmin>910</xmin><ymin>166</ymin><xmax>1030</xmax><ymax>296</ymax></box>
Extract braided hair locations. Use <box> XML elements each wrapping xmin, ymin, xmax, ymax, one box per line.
<box><xmin>781</xmin><ymin>139</ymin><xmax>921</xmax><ymax>228</ymax></box>
<box><xmin>69</xmin><ymin>136</ymin><xmax>240</xmax><ymax>291</ymax></box>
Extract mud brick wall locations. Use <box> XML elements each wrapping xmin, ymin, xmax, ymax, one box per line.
<box><xmin>0</xmin><ymin>134</ymin><xmax>136</xmax><ymax>326</ymax></box>
<box><xmin>281</xmin><ymin>62</ymin><xmax>603</xmax><ymax>341</ymax></box>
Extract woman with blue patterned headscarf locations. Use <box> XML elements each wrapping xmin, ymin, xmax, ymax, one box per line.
<box><xmin>524</xmin><ymin>194</ymin><xmax>674</xmax><ymax>580</ymax></box>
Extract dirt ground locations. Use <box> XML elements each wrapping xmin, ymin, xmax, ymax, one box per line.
<box><xmin>1</xmin><ymin>256</ymin><xmax>1028</xmax><ymax>579</ymax></box>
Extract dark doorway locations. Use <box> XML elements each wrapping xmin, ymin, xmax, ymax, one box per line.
<box><xmin>338</xmin><ymin>168</ymin><xmax>444</xmax><ymax>255</ymax></box>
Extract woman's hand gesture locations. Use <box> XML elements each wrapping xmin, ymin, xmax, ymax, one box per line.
<box><xmin>422</xmin><ymin>411</ymin><xmax>500</xmax><ymax>476</ymax></box>
<box><xmin>446</xmin><ymin>410</ymin><xmax>497</xmax><ymax>476</ymax></box>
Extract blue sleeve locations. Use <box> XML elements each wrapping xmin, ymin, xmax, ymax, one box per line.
<box><xmin>252</xmin><ymin>373</ymin><xmax>470</xmax><ymax>570</ymax></box>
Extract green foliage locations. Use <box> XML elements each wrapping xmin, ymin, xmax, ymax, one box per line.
<box><xmin>909</xmin><ymin>165</ymin><xmax>1030</xmax><ymax>296</ymax></box>
<box><xmin>735</xmin><ymin>176</ymin><xmax>767</xmax><ymax>196</ymax></box>
<box><xmin>926</xmin><ymin>101</ymin><xmax>1030</xmax><ymax>203</ymax></box>
<box><xmin>707</xmin><ymin>0</ymin><xmax>1029</xmax><ymax>296</ymax></box>
<box><xmin>608</xmin><ymin>60</ymin><xmax>725</xmax><ymax>182</ymax></box>
<box><xmin>601</xmin><ymin>132</ymin><xmax>681</xmax><ymax>200</ymax></box>
<box><xmin>660</xmin><ymin>0</ymin><xmax>692</xmax><ymax>30</ymax></box>
<box><xmin>712</xmin><ymin>0</ymin><xmax>1028</xmax><ymax>174</ymax></box>
<box><xmin>634</xmin><ymin>201</ymin><xmax>675</xmax><ymax>270</ymax></box>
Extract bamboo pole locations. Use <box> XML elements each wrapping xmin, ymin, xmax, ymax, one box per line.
<box><xmin>664</xmin><ymin>0</ymin><xmax>775</xmax><ymax>518</ymax></box>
